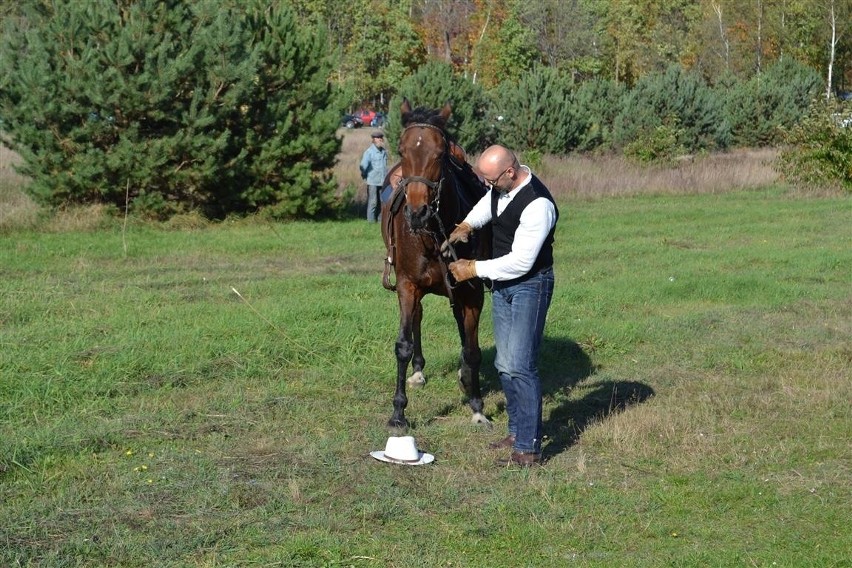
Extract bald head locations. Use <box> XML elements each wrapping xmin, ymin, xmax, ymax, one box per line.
<box><xmin>478</xmin><ymin>145</ymin><xmax>515</xmax><ymax>172</ymax></box>
<box><xmin>477</xmin><ymin>145</ymin><xmax>522</xmax><ymax>192</ymax></box>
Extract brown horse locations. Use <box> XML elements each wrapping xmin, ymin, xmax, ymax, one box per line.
<box><xmin>381</xmin><ymin>100</ymin><xmax>491</xmax><ymax>431</ymax></box>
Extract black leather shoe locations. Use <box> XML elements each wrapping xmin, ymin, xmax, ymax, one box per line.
<box><xmin>488</xmin><ymin>435</ymin><xmax>516</xmax><ymax>450</ymax></box>
<box><xmin>496</xmin><ymin>451</ymin><xmax>542</xmax><ymax>467</ymax></box>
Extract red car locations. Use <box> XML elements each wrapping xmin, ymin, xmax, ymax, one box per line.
<box><xmin>353</xmin><ymin>109</ymin><xmax>377</xmax><ymax>126</ymax></box>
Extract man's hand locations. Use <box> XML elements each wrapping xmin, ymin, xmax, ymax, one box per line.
<box><xmin>449</xmin><ymin>259</ymin><xmax>477</xmax><ymax>282</ymax></box>
<box><xmin>440</xmin><ymin>222</ymin><xmax>473</xmax><ymax>257</ymax></box>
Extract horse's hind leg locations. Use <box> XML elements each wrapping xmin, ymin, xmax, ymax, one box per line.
<box><xmin>407</xmin><ymin>300</ymin><xmax>426</xmax><ymax>386</ymax></box>
<box><xmin>454</xmin><ymin>290</ymin><xmax>490</xmax><ymax>426</ymax></box>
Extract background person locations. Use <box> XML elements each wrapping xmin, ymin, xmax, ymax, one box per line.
<box><xmin>445</xmin><ymin>144</ymin><xmax>559</xmax><ymax>467</ymax></box>
<box><xmin>360</xmin><ymin>131</ymin><xmax>387</xmax><ymax>223</ymax></box>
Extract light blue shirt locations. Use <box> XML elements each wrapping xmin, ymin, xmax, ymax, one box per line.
<box><xmin>360</xmin><ymin>144</ymin><xmax>387</xmax><ymax>186</ymax></box>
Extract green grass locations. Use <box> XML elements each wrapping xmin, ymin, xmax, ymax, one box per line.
<box><xmin>1</xmin><ymin>189</ymin><xmax>850</xmax><ymax>567</ymax></box>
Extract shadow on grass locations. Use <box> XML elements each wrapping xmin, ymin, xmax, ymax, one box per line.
<box><xmin>479</xmin><ymin>336</ymin><xmax>654</xmax><ymax>459</ymax></box>
<box><xmin>543</xmin><ymin>379</ymin><xmax>655</xmax><ymax>460</ymax></box>
<box><xmin>424</xmin><ymin>337</ymin><xmax>593</xmax><ymax>427</ymax></box>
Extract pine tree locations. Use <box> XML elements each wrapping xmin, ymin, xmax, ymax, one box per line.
<box><xmin>385</xmin><ymin>61</ymin><xmax>491</xmax><ymax>154</ymax></box>
<box><xmin>614</xmin><ymin>65</ymin><xmax>730</xmax><ymax>154</ymax></box>
<box><xmin>0</xmin><ymin>0</ymin><xmax>341</xmax><ymax>219</ymax></box>
<box><xmin>491</xmin><ymin>64</ymin><xmax>585</xmax><ymax>154</ymax></box>
<box><xmin>573</xmin><ymin>78</ymin><xmax>627</xmax><ymax>152</ymax></box>
<box><xmin>724</xmin><ymin>58</ymin><xmax>823</xmax><ymax>147</ymax></box>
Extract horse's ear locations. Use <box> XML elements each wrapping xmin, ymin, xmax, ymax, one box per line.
<box><xmin>440</xmin><ymin>102</ymin><xmax>452</xmax><ymax>122</ymax></box>
<box><xmin>401</xmin><ymin>98</ymin><xmax>412</xmax><ymax>114</ymax></box>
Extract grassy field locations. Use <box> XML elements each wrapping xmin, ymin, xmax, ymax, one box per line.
<box><xmin>1</xmin><ymin>182</ymin><xmax>850</xmax><ymax>566</ymax></box>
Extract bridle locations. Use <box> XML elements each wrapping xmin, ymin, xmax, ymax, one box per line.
<box><xmin>383</xmin><ymin>121</ymin><xmax>468</xmax><ymax>296</ymax></box>
<box><xmin>397</xmin><ymin>122</ymin><xmax>449</xmax><ymax>216</ymax></box>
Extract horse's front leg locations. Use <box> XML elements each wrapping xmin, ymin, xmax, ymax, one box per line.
<box><xmin>389</xmin><ymin>286</ymin><xmax>420</xmax><ymax>431</ymax></box>
<box><xmin>454</xmin><ymin>286</ymin><xmax>490</xmax><ymax>426</ymax></box>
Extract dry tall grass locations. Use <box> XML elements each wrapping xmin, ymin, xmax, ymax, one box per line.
<box><xmin>0</xmin><ymin>145</ymin><xmax>39</xmax><ymax>230</ymax></box>
<box><xmin>333</xmin><ymin>128</ymin><xmax>782</xmax><ymax>203</ymax></box>
<box><xmin>534</xmin><ymin>148</ymin><xmax>781</xmax><ymax>199</ymax></box>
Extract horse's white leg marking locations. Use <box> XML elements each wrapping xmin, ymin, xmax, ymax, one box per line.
<box><xmin>407</xmin><ymin>371</ymin><xmax>426</xmax><ymax>386</ymax></box>
<box><xmin>458</xmin><ymin>371</ymin><xmax>490</xmax><ymax>425</ymax></box>
<box><xmin>471</xmin><ymin>412</ymin><xmax>490</xmax><ymax>425</ymax></box>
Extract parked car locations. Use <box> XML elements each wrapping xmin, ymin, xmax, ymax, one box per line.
<box><xmin>371</xmin><ymin>112</ymin><xmax>387</xmax><ymax>127</ymax></box>
<box><xmin>353</xmin><ymin>109</ymin><xmax>377</xmax><ymax>127</ymax></box>
<box><xmin>341</xmin><ymin>113</ymin><xmax>363</xmax><ymax>128</ymax></box>
<box><xmin>341</xmin><ymin>109</ymin><xmax>386</xmax><ymax>129</ymax></box>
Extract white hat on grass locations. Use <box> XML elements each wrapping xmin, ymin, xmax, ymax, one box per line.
<box><xmin>370</xmin><ymin>436</ymin><xmax>434</xmax><ymax>466</ymax></box>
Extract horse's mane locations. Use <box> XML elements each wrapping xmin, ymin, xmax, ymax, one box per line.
<box><xmin>401</xmin><ymin>106</ymin><xmax>448</xmax><ymax>130</ymax></box>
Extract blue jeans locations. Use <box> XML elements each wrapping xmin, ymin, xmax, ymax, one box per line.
<box><xmin>366</xmin><ymin>185</ymin><xmax>381</xmax><ymax>222</ymax></box>
<box><xmin>491</xmin><ymin>268</ymin><xmax>554</xmax><ymax>454</ymax></box>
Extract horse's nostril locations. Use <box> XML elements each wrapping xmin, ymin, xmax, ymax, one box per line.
<box><xmin>405</xmin><ymin>204</ymin><xmax>429</xmax><ymax>224</ymax></box>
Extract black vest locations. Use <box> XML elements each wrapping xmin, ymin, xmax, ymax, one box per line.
<box><xmin>490</xmin><ymin>175</ymin><xmax>558</xmax><ymax>285</ymax></box>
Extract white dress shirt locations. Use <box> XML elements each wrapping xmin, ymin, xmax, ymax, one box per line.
<box><xmin>463</xmin><ymin>166</ymin><xmax>557</xmax><ymax>282</ymax></box>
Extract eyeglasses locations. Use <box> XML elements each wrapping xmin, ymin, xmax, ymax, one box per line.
<box><xmin>483</xmin><ymin>166</ymin><xmax>511</xmax><ymax>188</ymax></box>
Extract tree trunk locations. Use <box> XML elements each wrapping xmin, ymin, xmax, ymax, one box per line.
<box><xmin>826</xmin><ymin>0</ymin><xmax>837</xmax><ymax>102</ymax></box>
<box><xmin>712</xmin><ymin>1</ymin><xmax>730</xmax><ymax>71</ymax></box>
<box><xmin>756</xmin><ymin>0</ymin><xmax>763</xmax><ymax>75</ymax></box>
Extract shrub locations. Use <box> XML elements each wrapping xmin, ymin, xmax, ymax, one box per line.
<box><xmin>520</xmin><ymin>148</ymin><xmax>543</xmax><ymax>170</ymax></box>
<box><xmin>0</xmin><ymin>0</ymin><xmax>342</xmax><ymax>219</ymax></box>
<box><xmin>624</xmin><ymin>118</ymin><xmax>686</xmax><ymax>165</ymax></box>
<box><xmin>776</xmin><ymin>103</ymin><xmax>852</xmax><ymax>193</ymax></box>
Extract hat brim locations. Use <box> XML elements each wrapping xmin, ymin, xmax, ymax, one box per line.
<box><xmin>370</xmin><ymin>450</ymin><xmax>435</xmax><ymax>466</ymax></box>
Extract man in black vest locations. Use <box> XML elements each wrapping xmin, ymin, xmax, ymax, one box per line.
<box><xmin>446</xmin><ymin>145</ymin><xmax>558</xmax><ymax>467</ymax></box>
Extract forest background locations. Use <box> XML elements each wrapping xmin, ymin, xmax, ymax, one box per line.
<box><xmin>314</xmin><ymin>0</ymin><xmax>850</xmax><ymax>105</ymax></box>
<box><xmin>0</xmin><ymin>0</ymin><xmax>849</xmax><ymax>221</ymax></box>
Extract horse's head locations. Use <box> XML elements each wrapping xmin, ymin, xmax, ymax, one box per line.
<box><xmin>397</xmin><ymin>99</ymin><xmax>452</xmax><ymax>233</ymax></box>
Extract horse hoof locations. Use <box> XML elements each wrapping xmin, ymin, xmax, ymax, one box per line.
<box><xmin>471</xmin><ymin>412</ymin><xmax>492</xmax><ymax>427</ymax></box>
<box><xmin>387</xmin><ymin>418</ymin><xmax>409</xmax><ymax>432</ymax></box>
<box><xmin>407</xmin><ymin>371</ymin><xmax>426</xmax><ymax>387</ymax></box>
